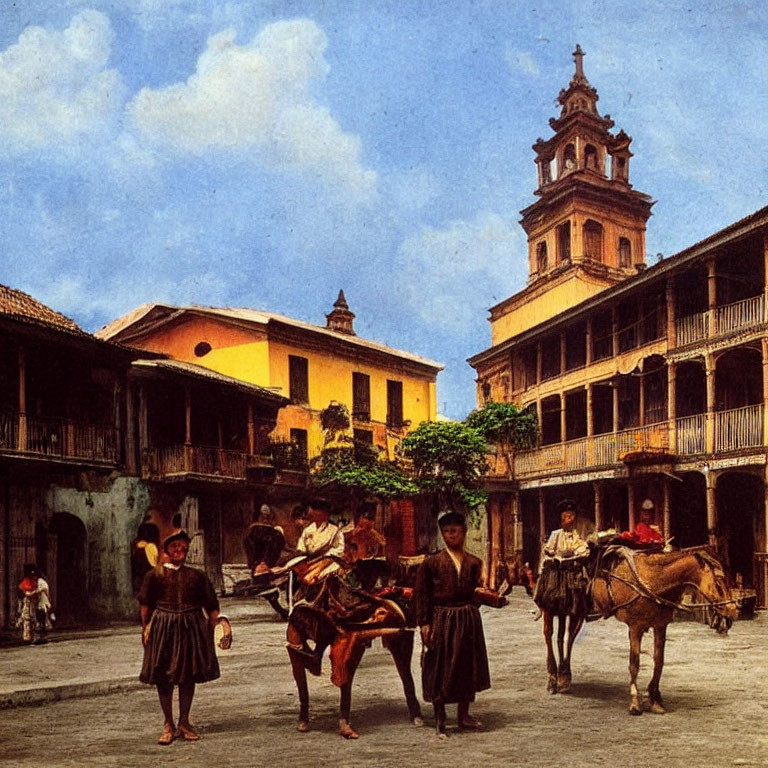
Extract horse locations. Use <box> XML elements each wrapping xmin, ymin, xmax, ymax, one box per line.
<box><xmin>285</xmin><ymin>573</ymin><xmax>423</xmax><ymax>739</ymax></box>
<box><xmin>540</xmin><ymin>545</ymin><xmax>739</xmax><ymax>714</ymax></box>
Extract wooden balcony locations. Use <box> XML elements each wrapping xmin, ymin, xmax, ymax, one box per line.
<box><xmin>142</xmin><ymin>443</ymin><xmax>273</xmax><ymax>481</ymax></box>
<box><xmin>0</xmin><ymin>411</ymin><xmax>118</xmax><ymax>464</ymax></box>
<box><xmin>512</xmin><ymin>404</ymin><xmax>765</xmax><ymax>480</ymax></box>
<box><xmin>675</xmin><ymin>294</ymin><xmax>765</xmax><ymax>347</ymax></box>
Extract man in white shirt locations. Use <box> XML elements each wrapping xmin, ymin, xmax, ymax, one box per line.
<box><xmin>296</xmin><ymin>498</ymin><xmax>345</xmax><ymax>558</ymax></box>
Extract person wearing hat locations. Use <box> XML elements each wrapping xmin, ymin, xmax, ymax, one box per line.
<box><xmin>138</xmin><ymin>530</ymin><xmax>222</xmax><ymax>745</ymax></box>
<box><xmin>414</xmin><ymin>511</ymin><xmax>491</xmax><ymax>736</ymax></box>
<box><xmin>533</xmin><ymin>499</ymin><xmax>590</xmax><ymax>616</ymax></box>
<box><xmin>629</xmin><ymin>498</ymin><xmax>664</xmax><ymax>545</ymax></box>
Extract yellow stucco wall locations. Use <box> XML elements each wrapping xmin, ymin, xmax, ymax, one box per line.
<box><xmin>491</xmin><ymin>271</ymin><xmax>611</xmax><ymax>346</ymax></box>
<box><xmin>126</xmin><ymin>314</ymin><xmax>438</xmax><ymax>460</ymax></box>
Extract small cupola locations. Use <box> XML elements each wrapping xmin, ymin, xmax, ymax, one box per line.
<box><xmin>325</xmin><ymin>290</ymin><xmax>356</xmax><ymax>335</ymax></box>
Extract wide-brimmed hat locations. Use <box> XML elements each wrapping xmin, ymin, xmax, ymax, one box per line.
<box><xmin>163</xmin><ymin>530</ymin><xmax>191</xmax><ymax>552</ymax></box>
<box><xmin>438</xmin><ymin>511</ymin><xmax>466</xmax><ymax>529</ymax></box>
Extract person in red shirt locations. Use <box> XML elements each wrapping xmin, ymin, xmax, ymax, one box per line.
<box><xmin>628</xmin><ymin>498</ymin><xmax>664</xmax><ymax>545</ymax></box>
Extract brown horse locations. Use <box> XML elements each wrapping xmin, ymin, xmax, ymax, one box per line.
<box><xmin>542</xmin><ymin>546</ymin><xmax>738</xmax><ymax>714</ymax></box>
<box><xmin>286</xmin><ymin>573</ymin><xmax>423</xmax><ymax>738</ymax></box>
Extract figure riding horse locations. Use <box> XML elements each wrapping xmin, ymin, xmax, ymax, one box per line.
<box><xmin>538</xmin><ymin>540</ymin><xmax>738</xmax><ymax>714</ymax></box>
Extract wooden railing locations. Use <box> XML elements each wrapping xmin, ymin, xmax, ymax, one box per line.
<box><xmin>143</xmin><ymin>443</ymin><xmax>272</xmax><ymax>480</ymax></box>
<box><xmin>676</xmin><ymin>413</ymin><xmax>706</xmax><ymax>455</ymax></box>
<box><xmin>0</xmin><ymin>411</ymin><xmax>118</xmax><ymax>463</ymax></box>
<box><xmin>716</xmin><ymin>294</ymin><xmax>765</xmax><ymax>336</ymax></box>
<box><xmin>715</xmin><ymin>404</ymin><xmax>763</xmax><ymax>452</ymax></box>
<box><xmin>675</xmin><ymin>310</ymin><xmax>708</xmax><ymax>346</ymax></box>
<box><xmin>514</xmin><ymin>421</ymin><xmax>670</xmax><ymax>478</ymax></box>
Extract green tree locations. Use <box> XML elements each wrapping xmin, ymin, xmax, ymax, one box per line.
<box><xmin>465</xmin><ymin>401</ymin><xmax>538</xmax><ymax>476</ymax></box>
<box><xmin>399</xmin><ymin>420</ymin><xmax>489</xmax><ymax>515</ymax></box>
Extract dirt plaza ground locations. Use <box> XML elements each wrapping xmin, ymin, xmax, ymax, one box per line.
<box><xmin>1</xmin><ymin>590</ymin><xmax>767</xmax><ymax>768</ymax></box>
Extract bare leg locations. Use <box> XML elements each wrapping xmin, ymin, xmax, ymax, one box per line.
<box><xmin>647</xmin><ymin>625</ymin><xmax>667</xmax><ymax>714</ymax></box>
<box><xmin>628</xmin><ymin>625</ymin><xmax>644</xmax><ymax>715</ymax></box>
<box><xmin>288</xmin><ymin>648</ymin><xmax>311</xmax><ymax>731</ymax></box>
<box><xmin>543</xmin><ymin>611</ymin><xmax>557</xmax><ymax>693</ymax></box>
<box><xmin>156</xmin><ymin>683</ymin><xmax>176</xmax><ymax>744</ymax></box>
<box><xmin>176</xmin><ymin>682</ymin><xmax>199</xmax><ymax>739</ymax></box>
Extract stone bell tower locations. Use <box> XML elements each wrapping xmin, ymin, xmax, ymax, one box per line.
<box><xmin>521</xmin><ymin>44</ymin><xmax>654</xmax><ymax>283</ymax></box>
<box><xmin>489</xmin><ymin>46</ymin><xmax>655</xmax><ymax>345</ymax></box>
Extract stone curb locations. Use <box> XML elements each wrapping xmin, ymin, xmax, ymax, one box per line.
<box><xmin>0</xmin><ymin>676</ymin><xmax>145</xmax><ymax>710</ymax></box>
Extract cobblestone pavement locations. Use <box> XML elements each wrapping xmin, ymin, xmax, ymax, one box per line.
<box><xmin>1</xmin><ymin>591</ymin><xmax>767</xmax><ymax>768</ymax></box>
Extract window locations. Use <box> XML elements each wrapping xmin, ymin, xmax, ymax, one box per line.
<box><xmin>617</xmin><ymin>299</ymin><xmax>638</xmax><ymax>352</ymax></box>
<box><xmin>540</xmin><ymin>335</ymin><xmax>561</xmax><ymax>381</ymax></box>
<box><xmin>353</xmin><ymin>428</ymin><xmax>375</xmax><ymax>462</ymax></box>
<box><xmin>557</xmin><ymin>222</ymin><xmax>571</xmax><ymax>263</ymax></box>
<box><xmin>565</xmin><ymin>321</ymin><xmax>587</xmax><ymax>371</ymax></box>
<box><xmin>289</xmin><ymin>428</ymin><xmax>308</xmax><ymax>462</ymax></box>
<box><xmin>583</xmin><ymin>220</ymin><xmax>604</xmax><ymax>261</ymax></box>
<box><xmin>591</xmin><ymin>310</ymin><xmax>613</xmax><ymax>361</ymax></box>
<box><xmin>386</xmin><ymin>380</ymin><xmax>404</xmax><ymax>428</ymax></box>
<box><xmin>288</xmin><ymin>355</ymin><xmax>309</xmax><ymax>404</ymax></box>
<box><xmin>352</xmin><ymin>372</ymin><xmax>370</xmax><ymax>421</ymax></box>
<box><xmin>618</xmin><ymin>237</ymin><xmax>632</xmax><ymax>268</ymax></box>
<box><xmin>536</xmin><ymin>241</ymin><xmax>548</xmax><ymax>273</ymax></box>
<box><xmin>540</xmin><ymin>395</ymin><xmax>562</xmax><ymax>445</ymax></box>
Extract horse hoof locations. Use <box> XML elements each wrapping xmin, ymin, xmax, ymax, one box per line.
<box><xmin>648</xmin><ymin>702</ymin><xmax>666</xmax><ymax>715</ymax></box>
<box><xmin>296</xmin><ymin>720</ymin><xmax>310</xmax><ymax>733</ymax></box>
<box><xmin>557</xmin><ymin>677</ymin><xmax>571</xmax><ymax>693</ymax></box>
<box><xmin>629</xmin><ymin>707</ymin><xmax>643</xmax><ymax>716</ymax></box>
<box><xmin>412</xmin><ymin>716</ymin><xmax>425</xmax><ymax>727</ymax></box>
<box><xmin>547</xmin><ymin>679</ymin><xmax>558</xmax><ymax>694</ymax></box>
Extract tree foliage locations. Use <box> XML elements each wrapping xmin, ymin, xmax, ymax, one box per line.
<box><xmin>464</xmin><ymin>401</ymin><xmax>538</xmax><ymax>450</ymax></box>
<box><xmin>400</xmin><ymin>420</ymin><xmax>489</xmax><ymax>513</ymax></box>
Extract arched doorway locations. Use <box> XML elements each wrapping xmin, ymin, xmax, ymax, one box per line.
<box><xmin>716</xmin><ymin>472</ymin><xmax>763</xmax><ymax>589</ymax></box>
<box><xmin>49</xmin><ymin>513</ymin><xmax>88</xmax><ymax>627</ymax></box>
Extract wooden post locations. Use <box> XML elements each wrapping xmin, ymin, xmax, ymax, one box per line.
<box><xmin>17</xmin><ymin>347</ymin><xmax>26</xmax><ymax>451</ymax></box>
<box><xmin>666</xmin><ymin>279</ymin><xmax>676</xmax><ymax>348</ymax></box>
<box><xmin>628</xmin><ymin>484</ymin><xmax>636</xmax><ymax>531</ymax></box>
<box><xmin>538</xmin><ymin>489</ymin><xmax>546</xmax><ymax>543</ymax></box>
<box><xmin>585</xmin><ymin>317</ymin><xmax>593</xmax><ymax>366</ymax></box>
<box><xmin>705</xmin><ymin>353</ymin><xmax>716</xmax><ymax>455</ymax></box>
<box><xmin>184</xmin><ymin>387</ymin><xmax>192</xmax><ymax>472</ymax></box>
<box><xmin>707</xmin><ymin>258</ymin><xmax>717</xmax><ymax>337</ymax></box>
<box><xmin>593</xmin><ymin>480</ymin><xmax>603</xmax><ymax>531</ymax></box>
<box><xmin>662</xmin><ymin>477</ymin><xmax>671</xmax><ymax>542</ymax></box>
<box><xmin>247</xmin><ymin>403</ymin><xmax>256</xmax><ymax>455</ymax></box>
<box><xmin>667</xmin><ymin>361</ymin><xmax>677</xmax><ymax>455</ymax></box>
<box><xmin>125</xmin><ymin>380</ymin><xmax>137</xmax><ymax>474</ymax></box>
<box><xmin>706</xmin><ymin>470</ymin><xmax>717</xmax><ymax>546</ymax></box>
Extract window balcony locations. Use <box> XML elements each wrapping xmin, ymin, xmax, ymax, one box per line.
<box><xmin>142</xmin><ymin>443</ymin><xmax>274</xmax><ymax>480</ymax></box>
<box><xmin>675</xmin><ymin>295</ymin><xmax>765</xmax><ymax>347</ymax></box>
<box><xmin>0</xmin><ymin>411</ymin><xmax>119</xmax><ymax>464</ymax></box>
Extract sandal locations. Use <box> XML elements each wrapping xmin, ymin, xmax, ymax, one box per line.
<box><xmin>157</xmin><ymin>726</ymin><xmax>175</xmax><ymax>746</ymax></box>
<box><xmin>177</xmin><ymin>724</ymin><xmax>200</xmax><ymax>741</ymax></box>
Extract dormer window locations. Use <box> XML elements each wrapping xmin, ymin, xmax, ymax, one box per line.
<box><xmin>536</xmin><ymin>242</ymin><xmax>548</xmax><ymax>273</ymax></box>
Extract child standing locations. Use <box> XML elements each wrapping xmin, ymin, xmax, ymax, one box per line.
<box><xmin>414</xmin><ymin>512</ymin><xmax>491</xmax><ymax>735</ymax></box>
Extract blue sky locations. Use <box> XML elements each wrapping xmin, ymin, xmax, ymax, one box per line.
<box><xmin>1</xmin><ymin>1</ymin><xmax>766</xmax><ymax>419</ymax></box>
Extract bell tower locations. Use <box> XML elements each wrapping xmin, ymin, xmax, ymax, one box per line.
<box><xmin>521</xmin><ymin>44</ymin><xmax>653</xmax><ymax>282</ymax></box>
<box><xmin>488</xmin><ymin>46</ymin><xmax>654</xmax><ymax>346</ymax></box>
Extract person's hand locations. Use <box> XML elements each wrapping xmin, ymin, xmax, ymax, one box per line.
<box><xmin>420</xmin><ymin>624</ymin><xmax>432</xmax><ymax>648</ymax></box>
<box><xmin>142</xmin><ymin>624</ymin><xmax>150</xmax><ymax>647</ymax></box>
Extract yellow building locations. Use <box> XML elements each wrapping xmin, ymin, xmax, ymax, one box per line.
<box><xmin>470</xmin><ymin>46</ymin><xmax>768</xmax><ymax>611</ymax></box>
<box><xmin>98</xmin><ymin>291</ymin><xmax>442</xmax><ymax>469</ymax></box>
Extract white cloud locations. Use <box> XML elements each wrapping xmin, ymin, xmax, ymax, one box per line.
<box><xmin>398</xmin><ymin>211</ymin><xmax>525</xmax><ymax>331</ymax></box>
<box><xmin>506</xmin><ymin>47</ymin><xmax>539</xmax><ymax>77</ymax></box>
<box><xmin>128</xmin><ymin>19</ymin><xmax>377</xmax><ymax>200</ymax></box>
<box><xmin>0</xmin><ymin>10</ymin><xmax>124</xmax><ymax>154</ymax></box>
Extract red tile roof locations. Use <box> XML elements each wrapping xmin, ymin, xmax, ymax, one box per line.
<box><xmin>0</xmin><ymin>284</ymin><xmax>82</xmax><ymax>333</ymax></box>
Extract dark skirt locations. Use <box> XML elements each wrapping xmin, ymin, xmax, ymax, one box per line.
<box><xmin>533</xmin><ymin>559</ymin><xmax>588</xmax><ymax>616</ymax></box>
<box><xmin>140</xmin><ymin>607</ymin><xmax>220</xmax><ymax>686</ymax></box>
<box><xmin>421</xmin><ymin>603</ymin><xmax>490</xmax><ymax>703</ymax></box>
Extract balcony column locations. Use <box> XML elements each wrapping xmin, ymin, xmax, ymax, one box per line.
<box><xmin>627</xmin><ymin>484</ymin><xmax>636</xmax><ymax>531</ymax></box>
<box><xmin>763</xmin><ymin>464</ymin><xmax>768</xmax><ymax>608</ymax></box>
<box><xmin>666</xmin><ymin>279</ymin><xmax>677</xmax><ymax>347</ymax></box>
<box><xmin>705</xmin><ymin>353</ymin><xmax>716</xmax><ymax>454</ymax></box>
<box><xmin>125</xmin><ymin>380</ymin><xmax>137</xmax><ymax>474</ymax></box>
<box><xmin>762</xmin><ymin>338</ymin><xmax>768</xmax><ymax>447</ymax></box>
<box><xmin>559</xmin><ymin>393</ymin><xmax>566</xmax><ymax>445</ymax></box>
<box><xmin>17</xmin><ymin>348</ymin><xmax>26</xmax><ymax>451</ymax></box>
<box><xmin>585</xmin><ymin>318</ymin><xmax>593</xmax><ymax>366</ymax></box>
<box><xmin>536</xmin><ymin>342</ymin><xmax>543</xmax><ymax>385</ymax></box>
<box><xmin>662</xmin><ymin>477</ymin><xmax>672</xmax><ymax>542</ymax></box>
<box><xmin>593</xmin><ymin>480</ymin><xmax>604</xmax><ymax>530</ymax></box>
<box><xmin>489</xmin><ymin>495</ymin><xmax>503</xmax><ymax>590</ymax></box>
<box><xmin>586</xmin><ymin>384</ymin><xmax>594</xmax><ymax>465</ymax></box>
<box><xmin>509</xmin><ymin>490</ymin><xmax>522</xmax><ymax>553</ymax></box>
<box><xmin>705</xmin><ymin>470</ymin><xmax>717</xmax><ymax>546</ymax></box>
<box><xmin>639</xmin><ymin>366</ymin><xmax>646</xmax><ymax>427</ymax></box>
<box><xmin>536</xmin><ymin>399</ymin><xmax>543</xmax><ymax>441</ymax></box>
<box><xmin>138</xmin><ymin>383</ymin><xmax>148</xmax><ymax>453</ymax></box>
<box><xmin>667</xmin><ymin>361</ymin><xmax>677</xmax><ymax>455</ymax></box>
<box><xmin>612</xmin><ymin>378</ymin><xmax>620</xmax><ymax>434</ymax></box>
<box><xmin>538</xmin><ymin>489</ymin><xmax>546</xmax><ymax>544</ymax></box>
<box><xmin>707</xmin><ymin>257</ymin><xmax>718</xmax><ymax>336</ymax></box>
<box><xmin>559</xmin><ymin>332</ymin><xmax>566</xmax><ymax>377</ymax></box>
<box><xmin>611</xmin><ymin>306</ymin><xmax>618</xmax><ymax>357</ymax></box>
<box><xmin>184</xmin><ymin>387</ymin><xmax>192</xmax><ymax>472</ymax></box>
<box><xmin>763</xmin><ymin>234</ymin><xmax>768</xmax><ymax>323</ymax></box>
<box><xmin>247</xmin><ymin>404</ymin><xmax>256</xmax><ymax>455</ymax></box>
